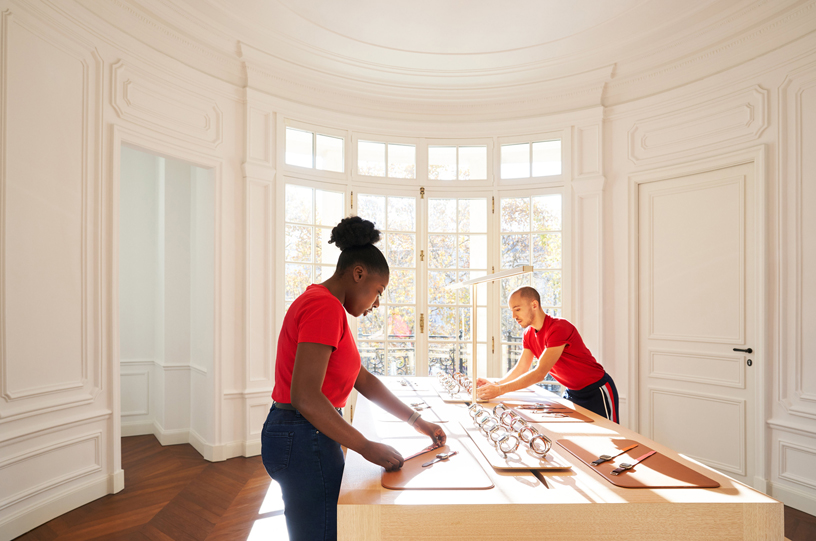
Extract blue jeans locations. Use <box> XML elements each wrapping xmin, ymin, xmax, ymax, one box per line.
<box><xmin>261</xmin><ymin>405</ymin><xmax>345</xmax><ymax>541</ymax></box>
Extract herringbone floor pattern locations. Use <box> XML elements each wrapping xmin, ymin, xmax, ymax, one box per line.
<box><xmin>13</xmin><ymin>435</ymin><xmax>816</xmax><ymax>540</ymax></box>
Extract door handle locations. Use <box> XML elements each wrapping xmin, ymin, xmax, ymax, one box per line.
<box><xmin>733</xmin><ymin>347</ymin><xmax>752</xmax><ymax>353</ymax></box>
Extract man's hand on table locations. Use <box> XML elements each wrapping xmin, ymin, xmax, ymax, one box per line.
<box><xmin>476</xmin><ymin>381</ymin><xmax>504</xmax><ymax>400</ymax></box>
<box><xmin>415</xmin><ymin>418</ymin><xmax>446</xmax><ymax>449</ymax></box>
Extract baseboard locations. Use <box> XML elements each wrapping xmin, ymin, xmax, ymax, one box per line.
<box><xmin>110</xmin><ymin>469</ymin><xmax>125</xmax><ymax>494</ymax></box>
<box><xmin>152</xmin><ymin>421</ymin><xmax>190</xmax><ymax>446</ymax></box>
<box><xmin>244</xmin><ymin>439</ymin><xmax>261</xmax><ymax>457</ymax></box>
<box><xmin>0</xmin><ymin>474</ymin><xmax>110</xmax><ymax>541</ymax></box>
<box><xmin>121</xmin><ymin>421</ymin><xmax>155</xmax><ymax>437</ymax></box>
<box><xmin>770</xmin><ymin>481</ymin><xmax>816</xmax><ymax>516</ymax></box>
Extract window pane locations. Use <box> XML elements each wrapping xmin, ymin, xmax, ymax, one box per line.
<box><xmin>388</xmin><ymin>144</ymin><xmax>416</xmax><ymax>179</ymax></box>
<box><xmin>387</xmin><ymin>233</ymin><xmax>415</xmax><ymax>268</ymax></box>
<box><xmin>285</xmin><ymin>128</ymin><xmax>313</xmax><ymax>168</ymax></box>
<box><xmin>428</xmin><ymin>146</ymin><xmax>456</xmax><ymax>180</ymax></box>
<box><xmin>358</xmin><ymin>306</ymin><xmax>385</xmax><ymax>339</ymax></box>
<box><xmin>316</xmin><ymin>134</ymin><xmax>344</xmax><ymax>172</ymax></box>
<box><xmin>285</xmin><ymin>225</ymin><xmax>312</xmax><ymax>262</ymax></box>
<box><xmin>388</xmin><ymin>343</ymin><xmax>415</xmax><ymax>376</ymax></box>
<box><xmin>459</xmin><ymin>307</ymin><xmax>471</xmax><ymax>341</ymax></box>
<box><xmin>533</xmin><ymin>232</ymin><xmax>561</xmax><ymax>269</ymax></box>
<box><xmin>388</xmin><ymin>307</ymin><xmax>415</xmax><ymax>339</ymax></box>
<box><xmin>458</xmin><ymin>199</ymin><xmax>487</xmax><ymax>233</ymax></box>
<box><xmin>358</xmin><ymin>194</ymin><xmax>385</xmax><ymax>229</ymax></box>
<box><xmin>500</xmin><ymin>197</ymin><xmax>530</xmax><ymax>232</ymax></box>
<box><xmin>428</xmin><ymin>199</ymin><xmax>456</xmax><ymax>232</ymax></box>
<box><xmin>388</xmin><ymin>269</ymin><xmax>415</xmax><ymax>304</ymax></box>
<box><xmin>358</xmin><ymin>141</ymin><xmax>386</xmax><ymax>177</ymax></box>
<box><xmin>359</xmin><ymin>341</ymin><xmax>385</xmax><ymax>375</ymax></box>
<box><xmin>285</xmin><ymin>263</ymin><xmax>311</xmax><ymax>301</ymax></box>
<box><xmin>501</xmin><ymin>234</ymin><xmax>531</xmax><ymax>268</ymax></box>
<box><xmin>429</xmin><ymin>343</ymin><xmax>457</xmax><ymax>375</ymax></box>
<box><xmin>532</xmin><ymin>140</ymin><xmax>561</xmax><ymax>177</ymax></box>
<box><xmin>428</xmin><ymin>235</ymin><xmax>456</xmax><ymax>268</ymax></box>
<box><xmin>428</xmin><ymin>271</ymin><xmax>456</xmax><ymax>305</ymax></box>
<box><xmin>502</xmin><ymin>343</ymin><xmax>523</xmax><ymax>375</ymax></box>
<box><xmin>458</xmin><ymin>146</ymin><xmax>487</xmax><ymax>180</ymax></box>
<box><xmin>315</xmin><ymin>227</ymin><xmax>341</xmax><ymax>265</ymax></box>
<box><xmin>429</xmin><ymin>306</ymin><xmax>456</xmax><ymax>340</ymax></box>
<box><xmin>500</xmin><ymin>143</ymin><xmax>530</xmax><ymax>179</ymax></box>
<box><xmin>534</xmin><ymin>270</ymin><xmax>562</xmax><ymax>307</ymax></box>
<box><xmin>285</xmin><ymin>184</ymin><xmax>312</xmax><ymax>224</ymax></box>
<box><xmin>314</xmin><ymin>265</ymin><xmax>334</xmax><ymax>283</ymax></box>
<box><xmin>315</xmin><ymin>189</ymin><xmax>344</xmax><ymax>226</ymax></box>
<box><xmin>459</xmin><ymin>234</ymin><xmax>487</xmax><ymax>269</ymax></box>
<box><xmin>387</xmin><ymin>196</ymin><xmax>416</xmax><ymax>232</ymax></box>
<box><xmin>532</xmin><ymin>194</ymin><xmax>561</xmax><ymax>231</ymax></box>
<box><xmin>501</xmin><ymin>308</ymin><xmax>524</xmax><ymax>343</ymax></box>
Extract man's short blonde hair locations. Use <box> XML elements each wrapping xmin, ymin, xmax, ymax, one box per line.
<box><xmin>509</xmin><ymin>286</ymin><xmax>540</xmax><ymax>304</ymax></box>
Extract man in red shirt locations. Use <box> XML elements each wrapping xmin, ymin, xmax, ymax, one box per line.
<box><xmin>476</xmin><ymin>286</ymin><xmax>619</xmax><ymax>423</ymax></box>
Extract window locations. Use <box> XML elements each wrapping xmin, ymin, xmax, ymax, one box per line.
<box><xmin>428</xmin><ymin>146</ymin><xmax>488</xmax><ymax>180</ymax></box>
<box><xmin>285</xmin><ymin>127</ymin><xmax>344</xmax><ymax>172</ymax></box>
<box><xmin>355</xmin><ymin>193</ymin><xmax>418</xmax><ymax>375</ymax></box>
<box><xmin>500</xmin><ymin>140</ymin><xmax>561</xmax><ymax>179</ymax></box>
<box><xmin>426</xmin><ymin>197</ymin><xmax>488</xmax><ymax>375</ymax></box>
<box><xmin>358</xmin><ymin>141</ymin><xmax>416</xmax><ymax>179</ymax></box>
<box><xmin>498</xmin><ymin>193</ymin><xmax>562</xmax><ymax>391</ymax></box>
<box><xmin>283</xmin><ymin>184</ymin><xmax>345</xmax><ymax>311</ymax></box>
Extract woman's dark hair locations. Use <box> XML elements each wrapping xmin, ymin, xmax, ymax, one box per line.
<box><xmin>329</xmin><ymin>216</ymin><xmax>390</xmax><ymax>276</ymax></box>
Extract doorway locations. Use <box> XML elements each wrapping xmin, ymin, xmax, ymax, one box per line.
<box><xmin>637</xmin><ymin>162</ymin><xmax>757</xmax><ymax>486</ymax></box>
<box><xmin>118</xmin><ymin>144</ymin><xmax>215</xmax><ymax>451</ymax></box>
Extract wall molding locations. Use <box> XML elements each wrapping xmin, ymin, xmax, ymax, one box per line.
<box><xmin>111</xmin><ymin>60</ymin><xmax>223</xmax><ymax>149</ymax></box>
<box><xmin>0</xmin><ymin>6</ymin><xmax>104</xmax><ymax>423</ymax></box>
<box><xmin>0</xmin><ymin>431</ymin><xmax>102</xmax><ymax>512</ymax></box>
<box><xmin>779</xmin><ymin>439</ymin><xmax>816</xmax><ymax>492</ymax></box>
<box><xmin>648</xmin><ymin>349</ymin><xmax>745</xmax><ymax>389</ymax></box>
<box><xmin>627</xmin><ymin>85</ymin><xmax>769</xmax><ymax>165</ymax></box>
<box><xmin>777</xmin><ymin>59</ymin><xmax>816</xmax><ymax>421</ymax></box>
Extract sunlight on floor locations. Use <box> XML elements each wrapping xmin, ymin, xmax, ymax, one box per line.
<box><xmin>259</xmin><ymin>479</ymin><xmax>285</xmax><ymax>514</ymax></box>
<box><xmin>247</xmin><ymin>514</ymin><xmax>289</xmax><ymax>541</ymax></box>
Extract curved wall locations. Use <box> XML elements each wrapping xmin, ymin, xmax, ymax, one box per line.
<box><xmin>1</xmin><ymin>1</ymin><xmax>815</xmax><ymax>537</ymax></box>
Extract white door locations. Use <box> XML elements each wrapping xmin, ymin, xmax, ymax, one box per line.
<box><xmin>638</xmin><ymin>163</ymin><xmax>755</xmax><ymax>485</ymax></box>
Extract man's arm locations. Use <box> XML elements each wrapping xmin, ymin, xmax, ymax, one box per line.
<box><xmin>477</xmin><ymin>348</ymin><xmax>535</xmax><ymax>388</ymax></box>
<box><xmin>476</xmin><ymin>345</ymin><xmax>565</xmax><ymax>400</ymax></box>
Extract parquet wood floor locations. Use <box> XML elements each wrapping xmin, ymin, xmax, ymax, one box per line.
<box><xmin>13</xmin><ymin>435</ymin><xmax>816</xmax><ymax>540</ymax></box>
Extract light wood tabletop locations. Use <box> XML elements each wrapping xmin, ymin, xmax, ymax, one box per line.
<box><xmin>338</xmin><ymin>376</ymin><xmax>783</xmax><ymax>540</ymax></box>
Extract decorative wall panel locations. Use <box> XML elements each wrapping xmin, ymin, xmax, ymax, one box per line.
<box><xmin>779</xmin><ymin>440</ymin><xmax>816</xmax><ymax>492</ymax></box>
<box><xmin>779</xmin><ymin>61</ymin><xmax>816</xmax><ymax>421</ymax></box>
<box><xmin>628</xmin><ymin>86</ymin><xmax>768</xmax><ymax>164</ymax></box>
<box><xmin>111</xmin><ymin>60</ymin><xmax>223</xmax><ymax>149</ymax></box>
<box><xmin>246</xmin><ymin>179</ymin><xmax>273</xmax><ymax>383</ymax></box>
<box><xmin>650</xmin><ymin>350</ymin><xmax>744</xmax><ymax>389</ymax></box>
<box><xmin>0</xmin><ymin>9</ymin><xmax>103</xmax><ymax>421</ymax></box>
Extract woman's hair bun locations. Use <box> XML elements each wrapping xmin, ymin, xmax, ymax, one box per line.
<box><xmin>329</xmin><ymin>216</ymin><xmax>381</xmax><ymax>251</ymax></box>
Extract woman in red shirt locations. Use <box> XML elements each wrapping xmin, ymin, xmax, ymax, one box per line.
<box><xmin>262</xmin><ymin>216</ymin><xmax>446</xmax><ymax>541</ymax></box>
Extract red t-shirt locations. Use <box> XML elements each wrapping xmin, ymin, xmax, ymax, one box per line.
<box><xmin>272</xmin><ymin>284</ymin><xmax>361</xmax><ymax>408</ymax></box>
<box><xmin>522</xmin><ymin>314</ymin><xmax>604</xmax><ymax>391</ymax></box>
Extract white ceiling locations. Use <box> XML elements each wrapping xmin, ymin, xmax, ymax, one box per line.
<box><xmin>80</xmin><ymin>0</ymin><xmax>814</xmax><ymax>119</ymax></box>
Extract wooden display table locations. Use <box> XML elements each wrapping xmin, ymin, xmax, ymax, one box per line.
<box><xmin>338</xmin><ymin>377</ymin><xmax>783</xmax><ymax>540</ymax></box>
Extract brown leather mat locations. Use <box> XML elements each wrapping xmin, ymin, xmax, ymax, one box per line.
<box><xmin>557</xmin><ymin>438</ymin><xmax>720</xmax><ymax>489</ymax></box>
<box><xmin>381</xmin><ymin>440</ymin><xmax>494</xmax><ymax>490</ymax></box>
<box><xmin>503</xmin><ymin>401</ymin><xmax>594</xmax><ymax>423</ymax></box>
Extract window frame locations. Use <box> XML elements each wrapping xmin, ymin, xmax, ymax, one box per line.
<box><xmin>422</xmin><ymin>137</ymin><xmax>494</xmax><ymax>188</ymax></box>
<box><xmin>497</xmin><ymin>129</ymin><xmax>568</xmax><ymax>187</ymax></box>
<box><xmin>283</xmin><ymin>118</ymin><xmax>349</xmax><ymax>181</ymax></box>
<box><xmin>352</xmin><ymin>132</ymin><xmax>420</xmax><ymax>185</ymax></box>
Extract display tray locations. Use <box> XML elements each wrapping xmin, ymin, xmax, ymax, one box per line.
<box><xmin>460</xmin><ymin>421</ymin><xmax>572</xmax><ymax>470</ymax></box>
<box><xmin>557</xmin><ymin>438</ymin><xmax>720</xmax><ymax>489</ymax></box>
<box><xmin>371</xmin><ymin>401</ymin><xmax>446</xmax><ymax>424</ymax></box>
<box><xmin>503</xmin><ymin>401</ymin><xmax>594</xmax><ymax>423</ymax></box>
<box><xmin>380</xmin><ymin>377</ymin><xmax>430</xmax><ymax>392</ymax></box>
<box><xmin>381</xmin><ymin>440</ymin><xmax>494</xmax><ymax>490</ymax></box>
<box><xmin>431</xmin><ymin>380</ymin><xmax>535</xmax><ymax>403</ymax></box>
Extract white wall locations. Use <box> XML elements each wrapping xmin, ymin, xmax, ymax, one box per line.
<box><xmin>1</xmin><ymin>0</ymin><xmax>816</xmax><ymax>538</ymax></box>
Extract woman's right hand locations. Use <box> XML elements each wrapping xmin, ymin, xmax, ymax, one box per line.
<box><xmin>361</xmin><ymin>441</ymin><xmax>404</xmax><ymax>471</ymax></box>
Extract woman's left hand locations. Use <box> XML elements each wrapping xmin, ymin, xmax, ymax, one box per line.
<box><xmin>414</xmin><ymin>419</ymin><xmax>446</xmax><ymax>448</ymax></box>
